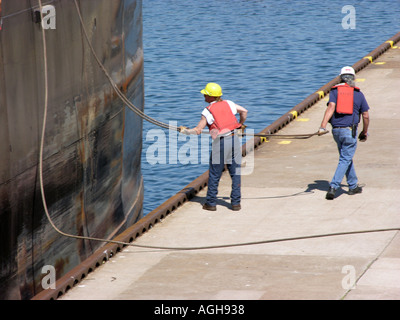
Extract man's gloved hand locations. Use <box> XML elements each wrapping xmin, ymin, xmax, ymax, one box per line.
<box><xmin>237</xmin><ymin>124</ymin><xmax>247</xmax><ymax>135</ymax></box>
<box><xmin>178</xmin><ymin>126</ymin><xmax>191</xmax><ymax>135</ymax></box>
<box><xmin>318</xmin><ymin>127</ymin><xmax>328</xmax><ymax>136</ymax></box>
<box><xmin>358</xmin><ymin>131</ymin><xmax>368</xmax><ymax>142</ymax></box>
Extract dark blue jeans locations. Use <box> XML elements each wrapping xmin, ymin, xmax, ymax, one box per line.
<box><xmin>205</xmin><ymin>135</ymin><xmax>242</xmax><ymax>207</ymax></box>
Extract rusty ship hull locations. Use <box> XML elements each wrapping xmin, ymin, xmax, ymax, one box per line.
<box><xmin>0</xmin><ymin>0</ymin><xmax>144</xmax><ymax>299</ymax></box>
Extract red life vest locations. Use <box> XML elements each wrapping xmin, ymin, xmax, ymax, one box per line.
<box><xmin>332</xmin><ymin>83</ymin><xmax>360</xmax><ymax>115</ymax></box>
<box><xmin>207</xmin><ymin>100</ymin><xmax>241</xmax><ymax>138</ymax></box>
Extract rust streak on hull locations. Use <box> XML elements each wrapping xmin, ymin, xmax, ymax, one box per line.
<box><xmin>0</xmin><ymin>0</ymin><xmax>144</xmax><ymax>300</ymax></box>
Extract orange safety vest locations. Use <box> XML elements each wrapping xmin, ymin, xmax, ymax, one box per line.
<box><xmin>207</xmin><ymin>101</ymin><xmax>241</xmax><ymax>137</ymax></box>
<box><xmin>332</xmin><ymin>83</ymin><xmax>360</xmax><ymax>115</ymax></box>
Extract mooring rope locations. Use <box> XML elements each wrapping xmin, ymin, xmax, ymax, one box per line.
<box><xmin>240</xmin><ymin>130</ymin><xmax>329</xmax><ymax>139</ymax></box>
<box><xmin>73</xmin><ymin>0</ymin><xmax>179</xmax><ymax>132</ymax></box>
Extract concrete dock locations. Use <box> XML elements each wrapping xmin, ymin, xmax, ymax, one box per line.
<box><xmin>60</xmin><ymin>44</ymin><xmax>400</xmax><ymax>300</ymax></box>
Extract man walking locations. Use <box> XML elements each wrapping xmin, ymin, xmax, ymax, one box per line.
<box><xmin>180</xmin><ymin>83</ymin><xmax>248</xmax><ymax>211</ymax></box>
<box><xmin>319</xmin><ymin>66</ymin><xmax>370</xmax><ymax>200</ymax></box>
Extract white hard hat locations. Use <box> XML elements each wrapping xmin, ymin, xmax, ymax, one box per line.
<box><xmin>340</xmin><ymin>66</ymin><xmax>355</xmax><ymax>76</ymax></box>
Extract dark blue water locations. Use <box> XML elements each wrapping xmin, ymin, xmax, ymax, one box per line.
<box><xmin>141</xmin><ymin>0</ymin><xmax>400</xmax><ymax>215</ymax></box>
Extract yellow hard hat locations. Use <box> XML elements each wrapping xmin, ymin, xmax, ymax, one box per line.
<box><xmin>200</xmin><ymin>83</ymin><xmax>223</xmax><ymax>97</ymax></box>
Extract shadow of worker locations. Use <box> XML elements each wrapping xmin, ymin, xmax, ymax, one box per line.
<box><xmin>305</xmin><ymin>180</ymin><xmax>346</xmax><ymax>198</ymax></box>
<box><xmin>305</xmin><ymin>180</ymin><xmax>330</xmax><ymax>193</ymax></box>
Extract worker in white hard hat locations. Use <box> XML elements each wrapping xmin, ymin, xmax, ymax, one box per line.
<box><xmin>180</xmin><ymin>83</ymin><xmax>248</xmax><ymax>211</ymax></box>
<box><xmin>319</xmin><ymin>66</ymin><xmax>370</xmax><ymax>200</ymax></box>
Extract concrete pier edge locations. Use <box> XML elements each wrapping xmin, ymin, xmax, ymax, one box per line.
<box><xmin>32</xmin><ymin>31</ymin><xmax>400</xmax><ymax>300</ymax></box>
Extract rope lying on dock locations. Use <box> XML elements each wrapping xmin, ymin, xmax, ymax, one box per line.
<box><xmin>115</xmin><ymin>228</ymin><xmax>400</xmax><ymax>251</ymax></box>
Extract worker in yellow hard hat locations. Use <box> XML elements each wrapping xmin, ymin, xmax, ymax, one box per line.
<box><xmin>180</xmin><ymin>83</ymin><xmax>248</xmax><ymax>211</ymax></box>
<box><xmin>200</xmin><ymin>82</ymin><xmax>223</xmax><ymax>98</ymax></box>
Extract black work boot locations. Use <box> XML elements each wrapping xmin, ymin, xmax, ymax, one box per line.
<box><xmin>326</xmin><ymin>187</ymin><xmax>336</xmax><ymax>200</ymax></box>
<box><xmin>349</xmin><ymin>185</ymin><xmax>363</xmax><ymax>195</ymax></box>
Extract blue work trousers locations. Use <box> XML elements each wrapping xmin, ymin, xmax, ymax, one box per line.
<box><xmin>206</xmin><ymin>135</ymin><xmax>242</xmax><ymax>207</ymax></box>
<box><xmin>330</xmin><ymin>127</ymin><xmax>358</xmax><ymax>189</ymax></box>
